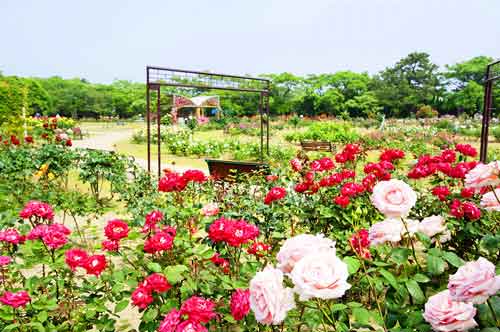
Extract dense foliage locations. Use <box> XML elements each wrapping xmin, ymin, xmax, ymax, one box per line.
<box><xmin>1</xmin><ymin>54</ymin><xmax>498</xmax><ymax>122</ymax></box>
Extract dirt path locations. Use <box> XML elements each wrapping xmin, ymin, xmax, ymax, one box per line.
<box><xmin>73</xmin><ymin>128</ymin><xmax>207</xmax><ymax>174</ymax></box>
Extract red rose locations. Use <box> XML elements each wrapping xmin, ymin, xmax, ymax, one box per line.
<box><xmin>131</xmin><ymin>286</ymin><xmax>153</xmax><ymax>309</ymax></box>
<box><xmin>104</xmin><ymin>219</ymin><xmax>129</xmax><ymax>241</ymax></box>
<box><xmin>179</xmin><ymin>296</ymin><xmax>216</xmax><ymax>323</ymax></box>
<box><xmin>175</xmin><ymin>321</ymin><xmax>207</xmax><ymax>332</ymax></box>
<box><xmin>349</xmin><ymin>229</ymin><xmax>371</xmax><ymax>259</ymax></box>
<box><xmin>334</xmin><ymin>195</ymin><xmax>350</xmax><ymax>208</ymax></box>
<box><xmin>266</xmin><ymin>175</ymin><xmax>278</xmax><ymax>182</ymax></box>
<box><xmin>440</xmin><ymin>149</ymin><xmax>456</xmax><ymax>163</ymax></box>
<box><xmin>462</xmin><ymin>202</ymin><xmax>481</xmax><ymax>220</ymax></box>
<box><xmin>247</xmin><ymin>242</ymin><xmax>271</xmax><ymax>257</ymax></box>
<box><xmin>264</xmin><ymin>187</ymin><xmax>287</xmax><ymax>205</ymax></box>
<box><xmin>24</xmin><ymin>136</ymin><xmax>33</xmax><ymax>144</ymax></box>
<box><xmin>142</xmin><ymin>210</ymin><xmax>163</xmax><ymax>233</ymax></box>
<box><xmin>65</xmin><ymin>139</ymin><xmax>72</xmax><ymax>147</ymax></box>
<box><xmin>19</xmin><ymin>201</ymin><xmax>54</xmax><ymax>220</ymax></box>
<box><xmin>432</xmin><ymin>186</ymin><xmax>451</xmax><ymax>201</ymax></box>
<box><xmin>84</xmin><ymin>254</ymin><xmax>107</xmax><ymax>276</ymax></box>
<box><xmin>42</xmin><ymin>229</ymin><xmax>68</xmax><ymax>249</ymax></box>
<box><xmin>144</xmin><ymin>229</ymin><xmax>175</xmax><ymax>253</ymax></box>
<box><xmin>158</xmin><ymin>309</ymin><xmax>181</xmax><ymax>332</ymax></box>
<box><xmin>460</xmin><ymin>188</ymin><xmax>475</xmax><ymax>198</ymax></box>
<box><xmin>65</xmin><ymin>248</ymin><xmax>89</xmax><ymax>271</ymax></box>
<box><xmin>230</xmin><ymin>289</ymin><xmax>250</xmax><ymax>321</ymax></box>
<box><xmin>102</xmin><ymin>240</ymin><xmax>119</xmax><ymax>251</ymax></box>
<box><xmin>158</xmin><ymin>172</ymin><xmax>187</xmax><ymax>192</ymax></box>
<box><xmin>319</xmin><ymin>157</ymin><xmax>335</xmax><ymax>171</ymax></box>
<box><xmin>182</xmin><ymin>170</ymin><xmax>207</xmax><ymax>183</ymax></box>
<box><xmin>143</xmin><ymin>273</ymin><xmax>171</xmax><ymax>293</ymax></box>
<box><xmin>455</xmin><ymin>144</ymin><xmax>477</xmax><ymax>158</ymax></box>
<box><xmin>0</xmin><ymin>229</ymin><xmax>23</xmax><ymax>245</ymax></box>
<box><xmin>290</xmin><ymin>158</ymin><xmax>302</xmax><ymax>172</ymax></box>
<box><xmin>0</xmin><ymin>291</ymin><xmax>30</xmax><ymax>308</ymax></box>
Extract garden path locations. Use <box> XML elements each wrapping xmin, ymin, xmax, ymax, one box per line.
<box><xmin>72</xmin><ymin>128</ymin><xmax>207</xmax><ymax>174</ymax></box>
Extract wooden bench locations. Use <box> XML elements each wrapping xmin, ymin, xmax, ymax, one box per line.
<box><xmin>205</xmin><ymin>159</ymin><xmax>269</xmax><ymax>181</ymax></box>
<box><xmin>300</xmin><ymin>141</ymin><xmax>334</xmax><ymax>152</ymax></box>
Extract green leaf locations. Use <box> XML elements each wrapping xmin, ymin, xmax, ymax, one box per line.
<box><xmin>347</xmin><ymin>301</ymin><xmax>363</xmax><ymax>308</ymax></box>
<box><xmin>330</xmin><ymin>303</ymin><xmax>348</xmax><ymax>313</ymax></box>
<box><xmin>442</xmin><ymin>251</ymin><xmax>465</xmax><ymax>268</ymax></box>
<box><xmin>343</xmin><ymin>256</ymin><xmax>361</xmax><ymax>275</ymax></box>
<box><xmin>114</xmin><ymin>299</ymin><xmax>129</xmax><ymax>313</ymax></box>
<box><xmin>4</xmin><ymin>323</ymin><xmax>20</xmax><ymax>331</ymax></box>
<box><xmin>164</xmin><ymin>265</ymin><xmax>189</xmax><ymax>284</ymax></box>
<box><xmin>37</xmin><ymin>311</ymin><xmax>48</xmax><ymax>323</ymax></box>
<box><xmin>143</xmin><ymin>307</ymin><xmax>158</xmax><ymax>322</ymax></box>
<box><xmin>427</xmin><ymin>255</ymin><xmax>447</xmax><ymax>275</ymax></box>
<box><xmin>351</xmin><ymin>307</ymin><xmax>371</xmax><ymax>326</ymax></box>
<box><xmin>379</xmin><ymin>268</ymin><xmax>400</xmax><ymax>290</ymax></box>
<box><xmin>415</xmin><ymin>232</ymin><xmax>432</xmax><ymax>248</ymax></box>
<box><xmin>390</xmin><ymin>247</ymin><xmax>411</xmax><ymax>265</ymax></box>
<box><xmin>413</xmin><ymin>274</ymin><xmax>431</xmax><ymax>283</ymax></box>
<box><xmin>25</xmin><ymin>322</ymin><xmax>45</xmax><ymax>332</ymax></box>
<box><xmin>405</xmin><ymin>280</ymin><xmax>425</xmax><ymax>304</ymax></box>
<box><xmin>147</xmin><ymin>262</ymin><xmax>162</xmax><ymax>273</ymax></box>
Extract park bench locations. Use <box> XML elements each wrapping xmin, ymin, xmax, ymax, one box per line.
<box><xmin>205</xmin><ymin>159</ymin><xmax>268</xmax><ymax>181</ymax></box>
<box><xmin>300</xmin><ymin>140</ymin><xmax>334</xmax><ymax>153</ymax></box>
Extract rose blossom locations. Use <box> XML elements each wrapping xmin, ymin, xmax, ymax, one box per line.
<box><xmin>104</xmin><ymin>219</ymin><xmax>129</xmax><ymax>241</ymax></box>
<box><xmin>143</xmin><ymin>273</ymin><xmax>171</xmax><ymax>293</ymax></box>
<box><xmin>179</xmin><ymin>296</ymin><xmax>216</xmax><ymax>323</ymax></box>
<box><xmin>175</xmin><ymin>321</ymin><xmax>207</xmax><ymax>332</ymax></box>
<box><xmin>201</xmin><ymin>203</ymin><xmax>219</xmax><ymax>217</ymax></box>
<box><xmin>0</xmin><ymin>256</ymin><xmax>12</xmax><ymax>266</ymax></box>
<box><xmin>0</xmin><ymin>291</ymin><xmax>31</xmax><ymax>308</ymax></box>
<box><xmin>276</xmin><ymin>234</ymin><xmax>336</xmax><ymax>273</ymax></box>
<box><xmin>480</xmin><ymin>188</ymin><xmax>500</xmax><ymax>211</ymax></box>
<box><xmin>418</xmin><ymin>215</ymin><xmax>447</xmax><ymax>238</ymax></box>
<box><xmin>102</xmin><ymin>240</ymin><xmax>119</xmax><ymax>251</ymax></box>
<box><xmin>290</xmin><ymin>251</ymin><xmax>351</xmax><ymax>301</ymax></box>
<box><xmin>448</xmin><ymin>257</ymin><xmax>500</xmax><ymax>304</ymax></box>
<box><xmin>423</xmin><ymin>290</ymin><xmax>477</xmax><ymax>332</ymax></box>
<box><xmin>131</xmin><ymin>286</ymin><xmax>153</xmax><ymax>309</ymax></box>
<box><xmin>368</xmin><ymin>219</ymin><xmax>403</xmax><ymax>246</ymax></box>
<box><xmin>158</xmin><ymin>309</ymin><xmax>181</xmax><ymax>332</ymax></box>
<box><xmin>230</xmin><ymin>289</ymin><xmax>250</xmax><ymax>321</ymax></box>
<box><xmin>249</xmin><ymin>266</ymin><xmax>295</xmax><ymax>325</ymax></box>
<box><xmin>464</xmin><ymin>161</ymin><xmax>500</xmax><ymax>189</ymax></box>
<box><xmin>371</xmin><ymin>179</ymin><xmax>417</xmax><ymax>218</ymax></box>
<box><xmin>65</xmin><ymin>248</ymin><xmax>89</xmax><ymax>271</ymax></box>
<box><xmin>84</xmin><ymin>254</ymin><xmax>107</xmax><ymax>276</ymax></box>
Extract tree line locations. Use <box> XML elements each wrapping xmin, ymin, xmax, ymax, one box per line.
<box><xmin>0</xmin><ymin>53</ymin><xmax>497</xmax><ymax>123</ymax></box>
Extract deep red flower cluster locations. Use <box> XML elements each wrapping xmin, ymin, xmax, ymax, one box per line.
<box><xmin>158</xmin><ymin>170</ymin><xmax>207</xmax><ymax>192</ymax></box>
<box><xmin>65</xmin><ymin>249</ymin><xmax>107</xmax><ymax>276</ymax></box>
<box><xmin>432</xmin><ymin>186</ymin><xmax>451</xmax><ymax>201</ymax></box>
<box><xmin>408</xmin><ymin>153</ymin><xmax>477</xmax><ymax>180</ymax></box>
<box><xmin>10</xmin><ymin>135</ymin><xmax>20</xmax><ymax>146</ymax></box>
<box><xmin>290</xmin><ymin>158</ymin><xmax>303</xmax><ymax>172</ymax></box>
<box><xmin>0</xmin><ymin>291</ymin><xmax>30</xmax><ymax>308</ymax></box>
<box><xmin>310</xmin><ymin>157</ymin><xmax>335</xmax><ymax>172</ymax></box>
<box><xmin>24</xmin><ymin>136</ymin><xmax>34</xmax><ymax>144</ymax></box>
<box><xmin>455</xmin><ymin>144</ymin><xmax>477</xmax><ymax>158</ymax></box>
<box><xmin>335</xmin><ymin>144</ymin><xmax>361</xmax><ymax>163</ymax></box>
<box><xmin>0</xmin><ymin>229</ymin><xmax>25</xmax><ymax>245</ymax></box>
<box><xmin>264</xmin><ymin>187</ymin><xmax>287</xmax><ymax>205</ymax></box>
<box><xmin>349</xmin><ymin>229</ymin><xmax>371</xmax><ymax>259</ymax></box>
<box><xmin>246</xmin><ymin>241</ymin><xmax>272</xmax><ymax>257</ymax></box>
<box><xmin>132</xmin><ymin>273</ymin><xmax>172</xmax><ymax>309</ymax></box>
<box><xmin>450</xmin><ymin>199</ymin><xmax>481</xmax><ymax>220</ymax></box>
<box><xmin>210</xmin><ymin>253</ymin><xmax>230</xmax><ymax>274</ymax></box>
<box><xmin>230</xmin><ymin>289</ymin><xmax>251</xmax><ymax>321</ymax></box>
<box><xmin>19</xmin><ymin>201</ymin><xmax>54</xmax><ymax>221</ymax></box>
<box><xmin>340</xmin><ymin>182</ymin><xmax>365</xmax><ymax>197</ymax></box>
<box><xmin>143</xmin><ymin>226</ymin><xmax>176</xmax><ymax>254</ymax></box>
<box><xmin>379</xmin><ymin>149</ymin><xmax>405</xmax><ymax>162</ymax></box>
<box><xmin>208</xmin><ymin>217</ymin><xmax>259</xmax><ymax>247</ymax></box>
<box><xmin>142</xmin><ymin>210</ymin><xmax>164</xmax><ymax>233</ymax></box>
<box><xmin>158</xmin><ymin>296</ymin><xmax>217</xmax><ymax>332</ymax></box>
<box><xmin>102</xmin><ymin>219</ymin><xmax>129</xmax><ymax>251</ymax></box>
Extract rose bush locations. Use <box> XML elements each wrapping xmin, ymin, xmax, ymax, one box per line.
<box><xmin>0</xmin><ymin>132</ymin><xmax>498</xmax><ymax>331</ymax></box>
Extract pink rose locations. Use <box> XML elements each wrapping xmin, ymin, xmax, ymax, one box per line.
<box><xmin>158</xmin><ymin>309</ymin><xmax>181</xmax><ymax>332</ymax></box>
<box><xmin>418</xmin><ymin>215</ymin><xmax>447</xmax><ymax>238</ymax></box>
<box><xmin>448</xmin><ymin>257</ymin><xmax>500</xmax><ymax>304</ymax></box>
<box><xmin>368</xmin><ymin>219</ymin><xmax>403</xmax><ymax>246</ymax></box>
<box><xmin>201</xmin><ymin>203</ymin><xmax>219</xmax><ymax>217</ymax></box>
<box><xmin>464</xmin><ymin>161</ymin><xmax>500</xmax><ymax>189</ymax></box>
<box><xmin>276</xmin><ymin>234</ymin><xmax>336</xmax><ymax>273</ymax></box>
<box><xmin>230</xmin><ymin>289</ymin><xmax>250</xmax><ymax>321</ymax></box>
<box><xmin>249</xmin><ymin>266</ymin><xmax>295</xmax><ymax>325</ymax></box>
<box><xmin>371</xmin><ymin>179</ymin><xmax>417</xmax><ymax>217</ymax></box>
<box><xmin>0</xmin><ymin>291</ymin><xmax>30</xmax><ymax>308</ymax></box>
<box><xmin>290</xmin><ymin>251</ymin><xmax>350</xmax><ymax>300</ymax></box>
<box><xmin>480</xmin><ymin>188</ymin><xmax>500</xmax><ymax>211</ymax></box>
<box><xmin>423</xmin><ymin>290</ymin><xmax>477</xmax><ymax>332</ymax></box>
<box><xmin>0</xmin><ymin>256</ymin><xmax>12</xmax><ymax>266</ymax></box>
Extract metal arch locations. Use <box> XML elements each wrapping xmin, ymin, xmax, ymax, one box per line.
<box><xmin>480</xmin><ymin>59</ymin><xmax>500</xmax><ymax>162</ymax></box>
<box><xmin>146</xmin><ymin>66</ymin><xmax>271</xmax><ymax>177</ymax></box>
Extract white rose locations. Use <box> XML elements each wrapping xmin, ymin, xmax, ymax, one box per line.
<box><xmin>368</xmin><ymin>219</ymin><xmax>403</xmax><ymax>246</ymax></box>
<box><xmin>290</xmin><ymin>251</ymin><xmax>351</xmax><ymax>301</ymax></box>
<box><xmin>371</xmin><ymin>179</ymin><xmax>417</xmax><ymax>218</ymax></box>
<box><xmin>418</xmin><ymin>215</ymin><xmax>447</xmax><ymax>238</ymax></box>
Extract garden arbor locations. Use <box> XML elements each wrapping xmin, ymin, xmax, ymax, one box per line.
<box><xmin>480</xmin><ymin>59</ymin><xmax>500</xmax><ymax>162</ymax></box>
<box><xmin>146</xmin><ymin>66</ymin><xmax>271</xmax><ymax>177</ymax></box>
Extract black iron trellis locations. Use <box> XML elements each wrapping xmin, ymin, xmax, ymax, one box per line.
<box><xmin>146</xmin><ymin>66</ymin><xmax>271</xmax><ymax>177</ymax></box>
<box><xmin>480</xmin><ymin>59</ymin><xmax>500</xmax><ymax>162</ymax></box>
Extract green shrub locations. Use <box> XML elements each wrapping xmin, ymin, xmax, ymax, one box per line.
<box><xmin>284</xmin><ymin>121</ymin><xmax>359</xmax><ymax>143</ymax></box>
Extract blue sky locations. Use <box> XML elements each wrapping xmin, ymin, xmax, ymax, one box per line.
<box><xmin>1</xmin><ymin>0</ymin><xmax>499</xmax><ymax>83</ymax></box>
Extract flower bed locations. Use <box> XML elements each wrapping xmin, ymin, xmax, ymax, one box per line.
<box><xmin>0</xmin><ymin>135</ymin><xmax>499</xmax><ymax>331</ymax></box>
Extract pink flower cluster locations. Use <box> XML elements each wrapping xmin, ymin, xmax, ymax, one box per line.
<box><xmin>0</xmin><ymin>229</ymin><xmax>25</xmax><ymax>245</ymax></box>
<box><xmin>158</xmin><ymin>296</ymin><xmax>216</xmax><ymax>332</ymax></box>
<box><xmin>230</xmin><ymin>289</ymin><xmax>250</xmax><ymax>321</ymax></box>
<box><xmin>144</xmin><ymin>226</ymin><xmax>176</xmax><ymax>254</ymax></box>
<box><xmin>0</xmin><ymin>290</ymin><xmax>30</xmax><ymax>308</ymax></box>
<box><xmin>102</xmin><ymin>219</ymin><xmax>129</xmax><ymax>251</ymax></box>
<box><xmin>28</xmin><ymin>223</ymin><xmax>71</xmax><ymax>249</ymax></box>
<box><xmin>19</xmin><ymin>201</ymin><xmax>54</xmax><ymax>221</ymax></box>
<box><xmin>142</xmin><ymin>210</ymin><xmax>164</xmax><ymax>233</ymax></box>
<box><xmin>208</xmin><ymin>217</ymin><xmax>259</xmax><ymax>247</ymax></box>
<box><xmin>65</xmin><ymin>249</ymin><xmax>107</xmax><ymax>276</ymax></box>
<box><xmin>131</xmin><ymin>273</ymin><xmax>171</xmax><ymax>309</ymax></box>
